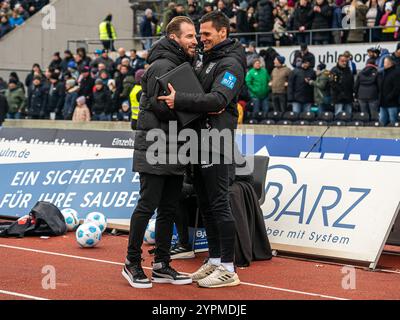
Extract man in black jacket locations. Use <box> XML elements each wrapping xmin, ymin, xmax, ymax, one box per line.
<box><xmin>78</xmin><ymin>66</ymin><xmax>95</xmax><ymax>110</ymax></box>
<box><xmin>378</xmin><ymin>56</ymin><xmax>400</xmax><ymax>126</ymax></box>
<box><xmin>354</xmin><ymin>59</ymin><xmax>379</xmax><ymax>118</ymax></box>
<box><xmin>330</xmin><ymin>54</ymin><xmax>354</xmax><ymax>115</ymax></box>
<box><xmin>47</xmin><ymin>73</ymin><xmax>65</xmax><ymax>120</ymax></box>
<box><xmin>291</xmin><ymin>0</ymin><xmax>312</xmax><ymax>45</ymax></box>
<box><xmin>123</xmin><ymin>16</ymin><xmax>197</xmax><ymax>289</ymax></box>
<box><xmin>28</xmin><ymin>76</ymin><xmax>48</xmax><ymax>119</ymax></box>
<box><xmin>288</xmin><ymin>57</ymin><xmax>316</xmax><ymax>113</ymax></box>
<box><xmin>158</xmin><ymin>11</ymin><xmax>246</xmax><ymax>288</ymax></box>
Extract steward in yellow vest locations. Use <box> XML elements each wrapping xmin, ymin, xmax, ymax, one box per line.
<box><xmin>99</xmin><ymin>14</ymin><xmax>117</xmax><ymax>52</ymax></box>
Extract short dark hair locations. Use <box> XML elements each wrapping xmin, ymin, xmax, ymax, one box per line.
<box><xmin>166</xmin><ymin>16</ymin><xmax>194</xmax><ymax>37</ymax></box>
<box><xmin>200</xmin><ymin>11</ymin><xmax>230</xmax><ymax>35</ymax></box>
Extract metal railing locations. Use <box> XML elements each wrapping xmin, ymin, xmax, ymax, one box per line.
<box><xmin>67</xmin><ymin>25</ymin><xmax>393</xmax><ymax>52</ymax></box>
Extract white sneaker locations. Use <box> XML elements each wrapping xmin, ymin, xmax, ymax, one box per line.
<box><xmin>197</xmin><ymin>265</ymin><xmax>240</xmax><ymax>288</ymax></box>
<box><xmin>190</xmin><ymin>262</ymin><xmax>218</xmax><ymax>282</ymax></box>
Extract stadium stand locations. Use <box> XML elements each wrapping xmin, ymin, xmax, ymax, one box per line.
<box><xmin>0</xmin><ymin>0</ymin><xmax>400</xmax><ymax>126</ymax></box>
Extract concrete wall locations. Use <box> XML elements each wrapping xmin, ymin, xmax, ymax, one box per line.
<box><xmin>3</xmin><ymin>120</ymin><xmax>400</xmax><ymax>139</ymax></box>
<box><xmin>0</xmin><ymin>0</ymin><xmax>133</xmax><ymax>79</ymax></box>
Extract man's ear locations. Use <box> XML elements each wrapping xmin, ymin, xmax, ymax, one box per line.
<box><xmin>219</xmin><ymin>27</ymin><xmax>228</xmax><ymax>39</ymax></box>
<box><xmin>169</xmin><ymin>34</ymin><xmax>176</xmax><ymax>41</ymax></box>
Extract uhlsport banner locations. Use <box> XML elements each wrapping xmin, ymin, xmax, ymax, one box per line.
<box><xmin>262</xmin><ymin>157</ymin><xmax>400</xmax><ymax>267</ymax></box>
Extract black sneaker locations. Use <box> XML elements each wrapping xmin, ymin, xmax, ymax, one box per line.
<box><xmin>152</xmin><ymin>261</ymin><xmax>193</xmax><ymax>285</ymax></box>
<box><xmin>122</xmin><ymin>260</ymin><xmax>152</xmax><ymax>289</ymax></box>
<box><xmin>170</xmin><ymin>245</ymin><xmax>195</xmax><ymax>260</ymax></box>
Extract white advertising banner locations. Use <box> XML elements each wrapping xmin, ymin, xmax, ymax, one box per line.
<box><xmin>262</xmin><ymin>157</ymin><xmax>400</xmax><ymax>268</ymax></box>
<box><xmin>262</xmin><ymin>41</ymin><xmax>398</xmax><ymax>70</ymax></box>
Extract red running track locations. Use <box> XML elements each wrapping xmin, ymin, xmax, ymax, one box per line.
<box><xmin>0</xmin><ymin>234</ymin><xmax>399</xmax><ymax>300</ymax></box>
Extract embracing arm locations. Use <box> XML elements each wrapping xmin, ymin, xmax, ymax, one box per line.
<box><xmin>173</xmin><ymin>64</ymin><xmax>245</xmax><ymax>114</ymax></box>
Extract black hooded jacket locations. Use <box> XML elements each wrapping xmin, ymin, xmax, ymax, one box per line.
<box><xmin>175</xmin><ymin>39</ymin><xmax>246</xmax><ymax>129</ymax></box>
<box><xmin>174</xmin><ymin>39</ymin><xmax>246</xmax><ymax>158</ymax></box>
<box><xmin>133</xmin><ymin>37</ymin><xmax>192</xmax><ymax>176</ymax></box>
<box><xmin>354</xmin><ymin>65</ymin><xmax>379</xmax><ymax>101</ymax></box>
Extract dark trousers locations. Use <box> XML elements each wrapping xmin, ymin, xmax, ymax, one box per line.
<box><xmin>193</xmin><ymin>163</ymin><xmax>236</xmax><ymax>263</ymax></box>
<box><xmin>272</xmin><ymin>93</ymin><xmax>287</xmax><ymax>113</ymax></box>
<box><xmin>102</xmin><ymin>40</ymin><xmax>116</xmax><ymax>52</ymax></box>
<box><xmin>127</xmin><ymin>173</ymin><xmax>183</xmax><ymax>263</ymax></box>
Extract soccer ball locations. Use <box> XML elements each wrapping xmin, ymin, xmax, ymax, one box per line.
<box><xmin>76</xmin><ymin>223</ymin><xmax>102</xmax><ymax>248</ymax></box>
<box><xmin>85</xmin><ymin>212</ymin><xmax>107</xmax><ymax>233</ymax></box>
<box><xmin>144</xmin><ymin>219</ymin><xmax>156</xmax><ymax>245</ymax></box>
<box><xmin>61</xmin><ymin>208</ymin><xmax>80</xmax><ymax>231</ymax></box>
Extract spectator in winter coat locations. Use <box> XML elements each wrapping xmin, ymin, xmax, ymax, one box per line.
<box><xmin>25</xmin><ymin>63</ymin><xmax>43</xmax><ymax>92</ymax></box>
<box><xmin>161</xmin><ymin>2</ymin><xmax>177</xmax><ymax>33</ymax></box>
<box><xmin>9</xmin><ymin>10</ymin><xmax>24</xmax><ymax>27</ymax></box>
<box><xmin>140</xmin><ymin>9</ymin><xmax>158</xmax><ymax>50</ymax></box>
<box><xmin>92</xmin><ymin>78</ymin><xmax>112</xmax><ymax>121</ymax></box>
<box><xmin>343</xmin><ymin>51</ymin><xmax>357</xmax><ymax>75</ymax></box>
<box><xmin>260</xmin><ymin>47</ymin><xmax>279</xmax><ymax>75</ymax></box>
<box><xmin>120</xmin><ymin>65</ymin><xmax>136</xmax><ymax>100</ymax></box>
<box><xmin>217</xmin><ymin>0</ymin><xmax>234</xmax><ymax>18</ymax></box>
<box><xmin>4</xmin><ymin>79</ymin><xmax>26</xmax><ymax>119</ymax></box>
<box><xmin>76</xmin><ymin>47</ymin><xmax>92</xmax><ymax>69</ymax></box>
<box><xmin>130</xmin><ymin>49</ymin><xmax>146</xmax><ymax>74</ymax></box>
<box><xmin>78</xmin><ymin>66</ymin><xmax>95</xmax><ymax>109</ymax></box>
<box><xmin>270</xmin><ymin>56</ymin><xmax>291</xmax><ymax>112</ymax></box>
<box><xmin>288</xmin><ymin>57</ymin><xmax>316</xmax><ymax>113</ymax></box>
<box><xmin>354</xmin><ymin>59</ymin><xmax>379</xmax><ymax>118</ymax></box>
<box><xmin>9</xmin><ymin>72</ymin><xmax>25</xmax><ymax>94</ymax></box>
<box><xmin>308</xmin><ymin>0</ymin><xmax>332</xmax><ymax>45</ymax></box>
<box><xmin>346</xmin><ymin>0</ymin><xmax>368</xmax><ymax>43</ymax></box>
<box><xmin>330</xmin><ymin>54</ymin><xmax>354</xmax><ymax>115</ymax></box>
<box><xmin>307</xmin><ymin>63</ymin><xmax>331</xmax><ymax>113</ymax></box>
<box><xmin>28</xmin><ymin>76</ymin><xmax>48</xmax><ymax>119</ymax></box>
<box><xmin>291</xmin><ymin>0</ymin><xmax>312</xmax><ymax>45</ymax></box>
<box><xmin>245</xmin><ymin>58</ymin><xmax>271</xmax><ymax>116</ymax></box>
<box><xmin>291</xmin><ymin>44</ymin><xmax>316</xmax><ymax>68</ymax></box>
<box><xmin>63</xmin><ymin>79</ymin><xmax>79</xmax><ymax>120</ymax></box>
<box><xmin>91</xmin><ymin>50</ymin><xmax>115</xmax><ymax>75</ymax></box>
<box><xmin>0</xmin><ymin>15</ymin><xmax>13</xmax><ymax>38</ymax></box>
<box><xmin>60</xmin><ymin>50</ymin><xmax>74</xmax><ymax>74</ymax></box>
<box><xmin>49</xmin><ymin>52</ymin><xmax>62</xmax><ymax>70</ymax></box>
<box><xmin>378</xmin><ymin>56</ymin><xmax>400</xmax><ymax>125</ymax></box>
<box><xmin>47</xmin><ymin>73</ymin><xmax>65</xmax><ymax>119</ymax></box>
<box><xmin>107</xmin><ymin>79</ymin><xmax>120</xmax><ymax>116</ymax></box>
<box><xmin>246</xmin><ymin>42</ymin><xmax>265</xmax><ymax>68</ymax></box>
<box><xmin>256</xmin><ymin>0</ymin><xmax>275</xmax><ymax>46</ymax></box>
<box><xmin>72</xmin><ymin>96</ymin><xmax>91</xmax><ymax>122</ymax></box>
<box><xmin>236</xmin><ymin>1</ymin><xmax>251</xmax><ymax>44</ymax></box>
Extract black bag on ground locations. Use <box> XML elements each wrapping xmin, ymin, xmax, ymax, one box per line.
<box><xmin>0</xmin><ymin>201</ymin><xmax>67</xmax><ymax>238</ymax></box>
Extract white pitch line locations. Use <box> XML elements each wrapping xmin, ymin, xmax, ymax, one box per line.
<box><xmin>0</xmin><ymin>244</ymin><xmax>348</xmax><ymax>301</ymax></box>
<box><xmin>240</xmin><ymin>282</ymin><xmax>349</xmax><ymax>300</ymax></box>
<box><xmin>0</xmin><ymin>289</ymin><xmax>49</xmax><ymax>300</ymax></box>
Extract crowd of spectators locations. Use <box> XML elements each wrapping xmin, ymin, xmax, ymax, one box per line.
<box><xmin>0</xmin><ymin>47</ymin><xmax>147</xmax><ymax>126</ymax></box>
<box><xmin>0</xmin><ymin>41</ymin><xmax>399</xmax><ymax>127</ymax></box>
<box><xmin>242</xmin><ymin>42</ymin><xmax>400</xmax><ymax>126</ymax></box>
<box><xmin>140</xmin><ymin>0</ymin><xmax>400</xmax><ymax>46</ymax></box>
<box><xmin>1</xmin><ymin>0</ymin><xmax>400</xmax><ymax>127</ymax></box>
<box><xmin>0</xmin><ymin>0</ymin><xmax>49</xmax><ymax>39</ymax></box>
